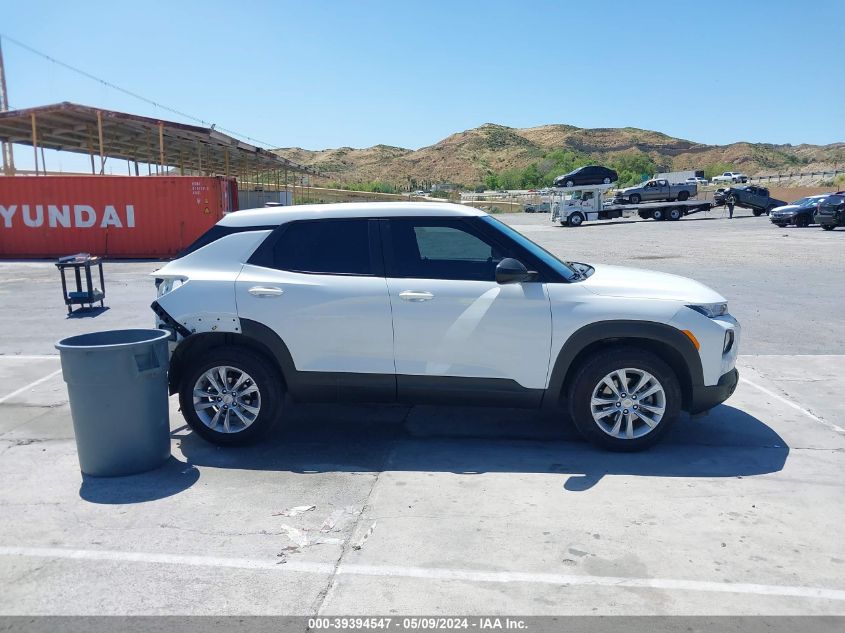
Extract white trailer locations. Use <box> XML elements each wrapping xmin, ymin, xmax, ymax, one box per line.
<box><xmin>549</xmin><ymin>184</ymin><xmax>713</xmax><ymax>227</ymax></box>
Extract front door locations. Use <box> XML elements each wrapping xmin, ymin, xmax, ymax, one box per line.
<box><xmin>382</xmin><ymin>217</ymin><xmax>552</xmax><ymax>403</ymax></box>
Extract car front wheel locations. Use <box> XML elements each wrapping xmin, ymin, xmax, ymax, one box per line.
<box><xmin>179</xmin><ymin>346</ymin><xmax>284</xmax><ymax>446</ymax></box>
<box><xmin>567</xmin><ymin>347</ymin><xmax>681</xmax><ymax>451</ymax></box>
<box><xmin>567</xmin><ymin>212</ymin><xmax>584</xmax><ymax>227</ymax></box>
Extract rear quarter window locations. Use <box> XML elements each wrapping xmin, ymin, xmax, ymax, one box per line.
<box><xmin>177</xmin><ymin>224</ymin><xmax>273</xmax><ymax>258</ymax></box>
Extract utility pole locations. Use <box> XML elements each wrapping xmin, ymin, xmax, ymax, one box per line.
<box><xmin>0</xmin><ymin>36</ymin><xmax>16</xmax><ymax>175</ymax></box>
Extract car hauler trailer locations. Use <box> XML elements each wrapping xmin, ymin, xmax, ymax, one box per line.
<box><xmin>549</xmin><ymin>184</ymin><xmax>713</xmax><ymax>227</ymax></box>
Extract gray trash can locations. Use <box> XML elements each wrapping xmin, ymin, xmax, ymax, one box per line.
<box><xmin>55</xmin><ymin>329</ymin><xmax>171</xmax><ymax>477</ymax></box>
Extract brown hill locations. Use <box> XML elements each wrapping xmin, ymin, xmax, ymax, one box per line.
<box><xmin>276</xmin><ymin>123</ymin><xmax>845</xmax><ymax>187</ymax></box>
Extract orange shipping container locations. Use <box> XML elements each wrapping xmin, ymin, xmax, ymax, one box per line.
<box><xmin>0</xmin><ymin>176</ymin><xmax>236</xmax><ymax>259</ymax></box>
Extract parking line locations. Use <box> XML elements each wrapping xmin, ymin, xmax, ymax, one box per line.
<box><xmin>1</xmin><ymin>545</ymin><xmax>844</xmax><ymax>602</ymax></box>
<box><xmin>739</xmin><ymin>376</ymin><xmax>845</xmax><ymax>435</ymax></box>
<box><xmin>0</xmin><ymin>369</ymin><xmax>64</xmax><ymax>404</ymax></box>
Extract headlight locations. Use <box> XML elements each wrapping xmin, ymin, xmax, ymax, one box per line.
<box><xmin>686</xmin><ymin>302</ymin><xmax>728</xmax><ymax>318</ymax></box>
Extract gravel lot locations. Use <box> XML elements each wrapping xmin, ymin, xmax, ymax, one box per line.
<box><xmin>0</xmin><ymin>208</ymin><xmax>843</xmax><ymax>616</ymax></box>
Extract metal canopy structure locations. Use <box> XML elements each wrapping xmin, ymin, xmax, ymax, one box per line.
<box><xmin>0</xmin><ymin>101</ymin><xmax>316</xmax><ymax>179</ymax></box>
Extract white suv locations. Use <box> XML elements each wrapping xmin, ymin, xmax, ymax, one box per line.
<box><xmin>153</xmin><ymin>202</ymin><xmax>740</xmax><ymax>451</ymax></box>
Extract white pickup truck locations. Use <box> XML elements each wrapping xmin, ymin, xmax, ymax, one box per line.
<box><xmin>712</xmin><ymin>172</ymin><xmax>748</xmax><ymax>184</ymax></box>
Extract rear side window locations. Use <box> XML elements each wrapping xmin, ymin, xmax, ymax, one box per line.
<box><xmin>268</xmin><ymin>219</ymin><xmax>372</xmax><ymax>275</ymax></box>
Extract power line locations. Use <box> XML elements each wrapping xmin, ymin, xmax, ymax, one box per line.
<box><xmin>0</xmin><ymin>33</ymin><xmax>284</xmax><ymax>149</ymax></box>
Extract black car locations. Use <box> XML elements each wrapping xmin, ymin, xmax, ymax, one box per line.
<box><xmin>769</xmin><ymin>195</ymin><xmax>829</xmax><ymax>227</ymax></box>
<box><xmin>814</xmin><ymin>194</ymin><xmax>845</xmax><ymax>230</ymax></box>
<box><xmin>553</xmin><ymin>165</ymin><xmax>618</xmax><ymax>188</ymax></box>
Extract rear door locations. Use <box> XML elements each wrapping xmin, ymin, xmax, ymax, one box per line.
<box><xmin>382</xmin><ymin>216</ymin><xmax>552</xmax><ymax>402</ymax></box>
<box><xmin>236</xmin><ymin>218</ymin><xmax>395</xmax><ymax>386</ymax></box>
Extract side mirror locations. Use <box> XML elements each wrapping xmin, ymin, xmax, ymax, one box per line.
<box><xmin>496</xmin><ymin>258</ymin><xmax>537</xmax><ymax>284</ymax></box>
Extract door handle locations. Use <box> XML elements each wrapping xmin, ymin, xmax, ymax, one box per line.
<box><xmin>399</xmin><ymin>290</ymin><xmax>434</xmax><ymax>302</ymax></box>
<box><xmin>248</xmin><ymin>286</ymin><xmax>284</xmax><ymax>297</ymax></box>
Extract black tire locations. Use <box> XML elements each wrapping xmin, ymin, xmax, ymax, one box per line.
<box><xmin>753</xmin><ymin>209</ymin><xmax>763</xmax><ymax>217</ymax></box>
<box><xmin>179</xmin><ymin>346</ymin><xmax>284</xmax><ymax>446</ymax></box>
<box><xmin>652</xmin><ymin>208</ymin><xmax>665</xmax><ymax>221</ymax></box>
<box><xmin>566</xmin><ymin>346</ymin><xmax>681</xmax><ymax>452</ymax></box>
<box><xmin>567</xmin><ymin>212</ymin><xmax>584</xmax><ymax>227</ymax></box>
<box><xmin>677</xmin><ymin>191</ymin><xmax>690</xmax><ymax>201</ymax></box>
<box><xmin>669</xmin><ymin>208</ymin><xmax>682</xmax><ymax>221</ymax></box>
<box><xmin>565</xmin><ymin>180</ymin><xmax>575</xmax><ymax>188</ymax></box>
<box><xmin>603</xmin><ymin>177</ymin><xmax>611</xmax><ymax>184</ymax></box>
<box><xmin>629</xmin><ymin>194</ymin><xmax>642</xmax><ymax>205</ymax></box>
<box><xmin>822</xmin><ymin>225</ymin><xmax>835</xmax><ymax>231</ymax></box>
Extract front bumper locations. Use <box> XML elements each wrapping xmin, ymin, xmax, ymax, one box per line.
<box><xmin>770</xmin><ymin>216</ymin><xmax>794</xmax><ymax>224</ymax></box>
<box><xmin>688</xmin><ymin>368</ymin><xmax>739</xmax><ymax>414</ymax></box>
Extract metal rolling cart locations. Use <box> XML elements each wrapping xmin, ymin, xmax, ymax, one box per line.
<box><xmin>56</xmin><ymin>254</ymin><xmax>105</xmax><ymax>314</ymax></box>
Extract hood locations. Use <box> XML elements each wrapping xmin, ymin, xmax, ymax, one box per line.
<box><xmin>580</xmin><ymin>264</ymin><xmax>725</xmax><ymax>303</ymax></box>
<box><xmin>771</xmin><ymin>204</ymin><xmax>801</xmax><ymax>215</ymax></box>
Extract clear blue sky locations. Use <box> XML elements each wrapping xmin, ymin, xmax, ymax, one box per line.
<box><xmin>2</xmin><ymin>0</ymin><xmax>843</xmax><ymax>169</ymax></box>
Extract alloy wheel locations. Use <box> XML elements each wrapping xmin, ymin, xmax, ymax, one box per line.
<box><xmin>193</xmin><ymin>365</ymin><xmax>261</xmax><ymax>433</ymax></box>
<box><xmin>589</xmin><ymin>368</ymin><xmax>666</xmax><ymax>439</ymax></box>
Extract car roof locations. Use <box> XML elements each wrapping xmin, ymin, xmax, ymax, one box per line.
<box><xmin>218</xmin><ymin>201</ymin><xmax>486</xmax><ymax>227</ymax></box>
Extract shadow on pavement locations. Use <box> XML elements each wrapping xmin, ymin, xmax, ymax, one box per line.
<box><xmin>66</xmin><ymin>306</ymin><xmax>110</xmax><ymax>319</ymax></box>
<box><xmin>80</xmin><ymin>403</ymin><xmax>787</xmax><ymax>502</ymax></box>
<box><xmin>173</xmin><ymin>402</ymin><xmax>788</xmax><ymax>492</ymax></box>
<box><xmin>79</xmin><ymin>456</ymin><xmax>199</xmax><ymax>504</ymax></box>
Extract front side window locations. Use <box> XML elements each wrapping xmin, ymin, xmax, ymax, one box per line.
<box><xmin>270</xmin><ymin>219</ymin><xmax>372</xmax><ymax>275</ymax></box>
<box><xmin>387</xmin><ymin>218</ymin><xmax>506</xmax><ymax>281</ymax></box>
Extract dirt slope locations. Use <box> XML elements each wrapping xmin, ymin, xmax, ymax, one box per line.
<box><xmin>276</xmin><ymin>123</ymin><xmax>844</xmax><ymax>186</ymax></box>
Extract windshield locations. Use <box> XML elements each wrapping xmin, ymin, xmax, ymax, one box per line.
<box><xmin>792</xmin><ymin>196</ymin><xmax>826</xmax><ymax>207</ymax></box>
<box><xmin>480</xmin><ymin>216</ymin><xmax>580</xmax><ymax>281</ymax></box>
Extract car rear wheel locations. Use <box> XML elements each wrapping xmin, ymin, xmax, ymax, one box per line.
<box><xmin>567</xmin><ymin>347</ymin><xmax>681</xmax><ymax>451</ymax></box>
<box><xmin>629</xmin><ymin>194</ymin><xmax>641</xmax><ymax>205</ymax></box>
<box><xmin>753</xmin><ymin>209</ymin><xmax>763</xmax><ymax>217</ymax></box>
<box><xmin>179</xmin><ymin>346</ymin><xmax>283</xmax><ymax>446</ymax></box>
<box><xmin>677</xmin><ymin>191</ymin><xmax>690</xmax><ymax>201</ymax></box>
<box><xmin>822</xmin><ymin>225</ymin><xmax>835</xmax><ymax>231</ymax></box>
